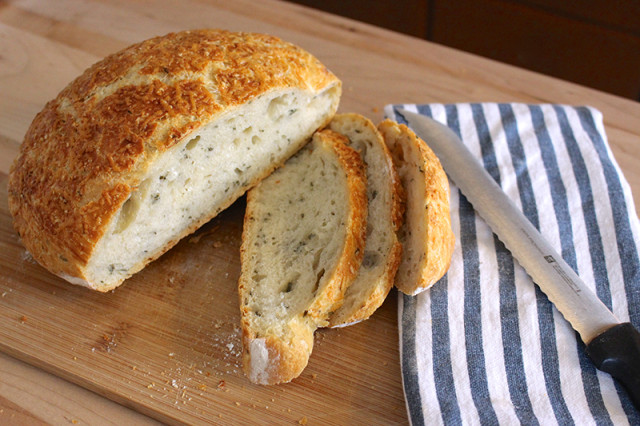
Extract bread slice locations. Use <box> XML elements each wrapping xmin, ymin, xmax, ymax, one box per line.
<box><xmin>8</xmin><ymin>30</ymin><xmax>341</xmax><ymax>291</ymax></box>
<box><xmin>378</xmin><ymin>119</ymin><xmax>455</xmax><ymax>295</ymax></box>
<box><xmin>238</xmin><ymin>129</ymin><xmax>367</xmax><ymax>385</ymax></box>
<box><xmin>326</xmin><ymin>114</ymin><xmax>402</xmax><ymax>327</ymax></box>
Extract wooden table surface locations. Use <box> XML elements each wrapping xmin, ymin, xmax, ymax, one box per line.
<box><xmin>1</xmin><ymin>0</ymin><xmax>639</xmax><ymax>424</ymax></box>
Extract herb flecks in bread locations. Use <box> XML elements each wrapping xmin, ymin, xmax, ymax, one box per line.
<box><xmin>8</xmin><ymin>29</ymin><xmax>341</xmax><ymax>291</ymax></box>
<box><xmin>239</xmin><ymin>129</ymin><xmax>367</xmax><ymax>384</ymax></box>
<box><xmin>327</xmin><ymin>113</ymin><xmax>402</xmax><ymax>327</ymax></box>
<box><xmin>378</xmin><ymin>119</ymin><xmax>455</xmax><ymax>295</ymax></box>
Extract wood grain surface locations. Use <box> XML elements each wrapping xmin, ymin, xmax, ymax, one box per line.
<box><xmin>1</xmin><ymin>0</ymin><xmax>639</xmax><ymax>424</ymax></box>
<box><xmin>0</xmin><ymin>173</ymin><xmax>405</xmax><ymax>424</ymax></box>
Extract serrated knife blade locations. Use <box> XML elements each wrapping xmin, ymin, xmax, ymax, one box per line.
<box><xmin>397</xmin><ymin>108</ymin><xmax>640</xmax><ymax>408</ymax></box>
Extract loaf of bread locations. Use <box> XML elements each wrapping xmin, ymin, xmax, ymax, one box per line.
<box><xmin>238</xmin><ymin>129</ymin><xmax>367</xmax><ymax>385</ymax></box>
<box><xmin>327</xmin><ymin>114</ymin><xmax>402</xmax><ymax>327</ymax></box>
<box><xmin>378</xmin><ymin>120</ymin><xmax>455</xmax><ymax>295</ymax></box>
<box><xmin>8</xmin><ymin>29</ymin><xmax>341</xmax><ymax>292</ymax></box>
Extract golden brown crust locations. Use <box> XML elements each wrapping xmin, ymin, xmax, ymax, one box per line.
<box><xmin>326</xmin><ymin>113</ymin><xmax>403</xmax><ymax>327</ymax></box>
<box><xmin>351</xmin><ymin>123</ymin><xmax>404</xmax><ymax>321</ymax></box>
<box><xmin>378</xmin><ymin>119</ymin><xmax>455</xmax><ymax>295</ymax></box>
<box><xmin>331</xmin><ymin>241</ymin><xmax>402</xmax><ymax>326</ymax></box>
<box><xmin>241</xmin><ymin>317</ymin><xmax>315</xmax><ymax>385</ymax></box>
<box><xmin>306</xmin><ymin>129</ymin><xmax>368</xmax><ymax>319</ymax></box>
<box><xmin>238</xmin><ymin>129</ymin><xmax>367</xmax><ymax>385</ymax></box>
<box><xmin>8</xmin><ymin>29</ymin><xmax>340</xmax><ymax>286</ymax></box>
<box><xmin>418</xmin><ymin>134</ymin><xmax>455</xmax><ymax>289</ymax></box>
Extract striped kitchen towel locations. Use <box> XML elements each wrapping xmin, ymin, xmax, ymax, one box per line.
<box><xmin>385</xmin><ymin>103</ymin><xmax>640</xmax><ymax>425</ymax></box>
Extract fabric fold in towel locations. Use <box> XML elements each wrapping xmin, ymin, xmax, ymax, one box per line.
<box><xmin>385</xmin><ymin>103</ymin><xmax>640</xmax><ymax>425</ymax></box>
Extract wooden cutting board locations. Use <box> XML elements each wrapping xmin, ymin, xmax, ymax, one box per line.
<box><xmin>0</xmin><ymin>172</ymin><xmax>406</xmax><ymax>424</ymax></box>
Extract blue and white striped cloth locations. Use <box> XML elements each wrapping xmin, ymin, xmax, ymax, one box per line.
<box><xmin>385</xmin><ymin>103</ymin><xmax>640</xmax><ymax>425</ymax></box>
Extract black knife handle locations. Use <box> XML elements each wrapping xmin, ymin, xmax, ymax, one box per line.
<box><xmin>586</xmin><ymin>322</ymin><xmax>640</xmax><ymax>409</ymax></box>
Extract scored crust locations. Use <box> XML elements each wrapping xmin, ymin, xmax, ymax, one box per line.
<box><xmin>7</xmin><ymin>29</ymin><xmax>340</xmax><ymax>290</ymax></box>
<box><xmin>378</xmin><ymin>119</ymin><xmax>455</xmax><ymax>295</ymax></box>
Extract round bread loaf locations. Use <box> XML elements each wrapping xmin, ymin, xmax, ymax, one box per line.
<box><xmin>8</xmin><ymin>29</ymin><xmax>341</xmax><ymax>291</ymax></box>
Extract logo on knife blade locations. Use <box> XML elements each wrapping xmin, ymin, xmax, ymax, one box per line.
<box><xmin>544</xmin><ymin>255</ymin><xmax>556</xmax><ymax>263</ymax></box>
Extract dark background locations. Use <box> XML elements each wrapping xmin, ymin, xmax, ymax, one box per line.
<box><xmin>285</xmin><ymin>0</ymin><xmax>640</xmax><ymax>101</ymax></box>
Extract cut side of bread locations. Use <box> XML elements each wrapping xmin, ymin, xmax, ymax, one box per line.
<box><xmin>378</xmin><ymin>119</ymin><xmax>455</xmax><ymax>296</ymax></box>
<box><xmin>238</xmin><ymin>129</ymin><xmax>367</xmax><ymax>385</ymax></box>
<box><xmin>8</xmin><ymin>30</ymin><xmax>341</xmax><ymax>292</ymax></box>
<box><xmin>327</xmin><ymin>113</ymin><xmax>402</xmax><ymax>327</ymax></box>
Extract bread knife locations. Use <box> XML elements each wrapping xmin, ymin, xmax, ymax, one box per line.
<box><xmin>397</xmin><ymin>108</ymin><xmax>640</xmax><ymax>409</ymax></box>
